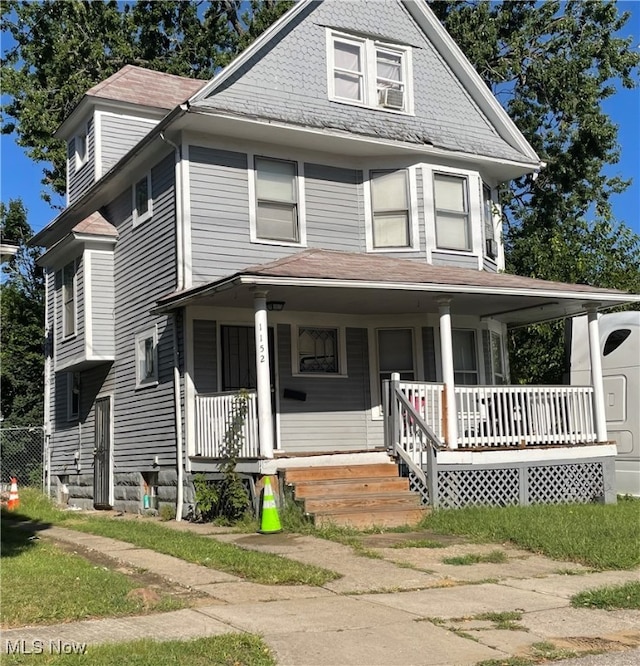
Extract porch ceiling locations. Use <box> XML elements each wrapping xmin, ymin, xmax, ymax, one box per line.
<box><xmin>157</xmin><ymin>250</ymin><xmax>639</xmax><ymax>326</ymax></box>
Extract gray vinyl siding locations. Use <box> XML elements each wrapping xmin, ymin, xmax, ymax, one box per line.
<box><xmin>105</xmin><ymin>151</ymin><xmax>178</xmax><ymax>472</ymax></box>
<box><xmin>431</xmin><ymin>251</ymin><xmax>478</xmax><ymax>270</ymax></box>
<box><xmin>193</xmin><ymin>320</ymin><xmax>218</xmax><ymax>394</ymax></box>
<box><xmin>55</xmin><ymin>256</ymin><xmax>85</xmax><ymax>369</ymax></box>
<box><xmin>190</xmin><ymin>146</ymin><xmax>302</xmax><ymax>283</ymax></box>
<box><xmin>50</xmin><ymin>372</ymin><xmax>81</xmax><ymax>474</ymax></box>
<box><xmin>197</xmin><ymin>0</ymin><xmax>527</xmax><ymax>164</ymax></box>
<box><xmin>483</xmin><ymin>257</ymin><xmax>498</xmax><ymax>272</ymax></box>
<box><xmin>304</xmin><ymin>163</ymin><xmax>364</xmax><ymax>251</ymax></box>
<box><xmin>277</xmin><ymin>325</ymin><xmax>373</xmax><ymax>453</ymax></box>
<box><xmin>90</xmin><ymin>251</ymin><xmax>115</xmax><ymax>358</ymax></box>
<box><xmin>68</xmin><ymin>117</ymin><xmax>95</xmax><ymax>204</ymax></box>
<box><xmin>100</xmin><ymin>113</ymin><xmax>157</xmax><ymax>174</ymax></box>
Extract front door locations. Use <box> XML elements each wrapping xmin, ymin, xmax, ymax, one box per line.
<box><xmin>93</xmin><ymin>396</ymin><xmax>112</xmax><ymax>509</ymax></box>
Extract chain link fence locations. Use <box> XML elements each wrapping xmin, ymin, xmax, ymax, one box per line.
<box><xmin>0</xmin><ymin>426</ymin><xmax>45</xmax><ymax>489</ymax></box>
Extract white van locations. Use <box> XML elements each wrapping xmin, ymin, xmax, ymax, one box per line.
<box><xmin>568</xmin><ymin>311</ymin><xmax>640</xmax><ymax>496</ymax></box>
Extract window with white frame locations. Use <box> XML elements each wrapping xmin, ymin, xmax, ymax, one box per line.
<box><xmin>297</xmin><ymin>327</ymin><xmax>339</xmax><ymax>374</ymax></box>
<box><xmin>67</xmin><ymin>372</ymin><xmax>80</xmax><ymax>421</ymax></box>
<box><xmin>490</xmin><ymin>331</ymin><xmax>506</xmax><ymax>385</ymax></box>
<box><xmin>329</xmin><ymin>31</ymin><xmax>411</xmax><ymax>113</ymax></box>
<box><xmin>62</xmin><ymin>260</ymin><xmax>77</xmax><ymax>338</ymax></box>
<box><xmin>483</xmin><ymin>183</ymin><xmax>498</xmax><ymax>259</ymax></box>
<box><xmin>434</xmin><ymin>173</ymin><xmax>470</xmax><ymax>251</ymax></box>
<box><xmin>377</xmin><ymin>328</ymin><xmax>415</xmax><ymax>391</ymax></box>
<box><xmin>452</xmin><ymin>329</ymin><xmax>478</xmax><ymax>385</ymax></box>
<box><xmin>255</xmin><ymin>157</ymin><xmax>299</xmax><ymax>242</ymax></box>
<box><xmin>370</xmin><ymin>169</ymin><xmax>411</xmax><ymax>248</ymax></box>
<box><xmin>135</xmin><ymin>327</ymin><xmax>158</xmax><ymax>387</ymax></box>
<box><xmin>74</xmin><ymin>127</ymin><xmax>87</xmax><ymax>170</ymax></box>
<box><xmin>133</xmin><ymin>172</ymin><xmax>152</xmax><ymax>226</ymax></box>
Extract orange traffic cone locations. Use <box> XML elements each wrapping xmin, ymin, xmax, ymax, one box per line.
<box><xmin>7</xmin><ymin>477</ymin><xmax>20</xmax><ymax>511</ymax></box>
<box><xmin>258</xmin><ymin>476</ymin><xmax>282</xmax><ymax>534</ymax></box>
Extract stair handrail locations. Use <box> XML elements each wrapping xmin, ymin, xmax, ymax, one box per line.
<box><xmin>385</xmin><ymin>375</ymin><xmax>445</xmax><ymax>507</ymax></box>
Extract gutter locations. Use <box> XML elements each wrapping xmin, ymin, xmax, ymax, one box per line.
<box><xmin>31</xmin><ymin>103</ymin><xmax>190</xmax><ymax>249</ymax></box>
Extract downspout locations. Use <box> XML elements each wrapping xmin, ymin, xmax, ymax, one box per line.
<box><xmin>161</xmin><ymin>132</ymin><xmax>185</xmax><ymax>520</ymax></box>
<box><xmin>172</xmin><ymin>313</ymin><xmax>184</xmax><ymax>520</ymax></box>
<box><xmin>43</xmin><ymin>270</ymin><xmax>52</xmax><ymax>496</ymax></box>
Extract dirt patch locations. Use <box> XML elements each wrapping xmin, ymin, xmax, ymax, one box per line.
<box><xmin>47</xmin><ymin>537</ymin><xmax>209</xmax><ymax>606</ymax></box>
<box><xmin>553</xmin><ymin>632</ymin><xmax>640</xmax><ymax>653</ymax></box>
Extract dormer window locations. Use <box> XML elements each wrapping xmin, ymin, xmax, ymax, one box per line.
<box><xmin>74</xmin><ymin>127</ymin><xmax>87</xmax><ymax>170</ymax></box>
<box><xmin>328</xmin><ymin>31</ymin><xmax>412</xmax><ymax>113</ymax></box>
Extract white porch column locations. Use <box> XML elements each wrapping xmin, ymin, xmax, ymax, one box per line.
<box><xmin>586</xmin><ymin>304</ymin><xmax>607</xmax><ymax>442</ymax></box>
<box><xmin>438</xmin><ymin>298</ymin><xmax>458</xmax><ymax>448</ymax></box>
<box><xmin>253</xmin><ymin>290</ymin><xmax>274</xmax><ymax>458</ymax></box>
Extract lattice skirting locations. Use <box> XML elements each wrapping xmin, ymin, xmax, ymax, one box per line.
<box><xmin>409</xmin><ymin>457</ymin><xmax>616</xmax><ymax>509</ymax></box>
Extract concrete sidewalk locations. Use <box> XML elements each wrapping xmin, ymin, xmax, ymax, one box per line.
<box><xmin>3</xmin><ymin>523</ymin><xmax>639</xmax><ymax>665</ymax></box>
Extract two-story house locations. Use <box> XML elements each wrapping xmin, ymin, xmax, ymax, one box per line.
<box><xmin>33</xmin><ymin>0</ymin><xmax>639</xmax><ymax>525</ymax></box>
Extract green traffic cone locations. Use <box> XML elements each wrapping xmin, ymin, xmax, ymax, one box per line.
<box><xmin>258</xmin><ymin>476</ymin><xmax>282</xmax><ymax>534</ymax></box>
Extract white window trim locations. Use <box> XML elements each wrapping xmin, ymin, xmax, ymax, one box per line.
<box><xmin>135</xmin><ymin>326</ymin><xmax>159</xmax><ymax>389</ymax></box>
<box><xmin>423</xmin><ymin>164</ymin><xmax>482</xmax><ymax>263</ymax></box>
<box><xmin>132</xmin><ymin>172</ymin><xmax>153</xmax><ymax>227</ymax></box>
<box><xmin>291</xmin><ymin>325</ymin><xmax>348</xmax><ymax>378</ymax></box>
<box><xmin>326</xmin><ymin>29</ymin><xmax>414</xmax><ymax>115</ymax></box>
<box><xmin>66</xmin><ymin>372</ymin><xmax>80</xmax><ymax>422</ymax></box>
<box><xmin>248</xmin><ymin>152</ymin><xmax>307</xmax><ymax>247</ymax></box>
<box><xmin>74</xmin><ymin>123</ymin><xmax>88</xmax><ymax>171</ymax></box>
<box><xmin>365</xmin><ymin>166</ymin><xmax>420</xmax><ymax>253</ymax></box>
<box><xmin>61</xmin><ymin>259</ymin><xmax>78</xmax><ymax>341</ymax></box>
<box><xmin>452</xmin><ymin>328</ymin><xmax>480</xmax><ymax>385</ymax></box>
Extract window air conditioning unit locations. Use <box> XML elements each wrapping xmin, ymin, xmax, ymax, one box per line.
<box><xmin>379</xmin><ymin>87</ymin><xmax>404</xmax><ymax>110</ymax></box>
<box><xmin>486</xmin><ymin>238</ymin><xmax>499</xmax><ymax>259</ymax></box>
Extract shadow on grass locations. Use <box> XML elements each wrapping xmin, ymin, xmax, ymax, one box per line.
<box><xmin>1</xmin><ymin>509</ymin><xmax>54</xmax><ymax>558</ymax></box>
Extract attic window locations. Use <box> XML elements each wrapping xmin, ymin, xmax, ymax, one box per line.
<box><xmin>328</xmin><ymin>30</ymin><xmax>412</xmax><ymax>113</ymax></box>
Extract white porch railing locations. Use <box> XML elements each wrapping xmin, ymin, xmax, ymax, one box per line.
<box><xmin>397</xmin><ymin>381</ymin><xmax>444</xmax><ymax>442</ymax></box>
<box><xmin>195</xmin><ymin>391</ymin><xmax>259</xmax><ymax>458</ymax></box>
<box><xmin>454</xmin><ymin>385</ymin><xmax>596</xmax><ymax>448</ymax></box>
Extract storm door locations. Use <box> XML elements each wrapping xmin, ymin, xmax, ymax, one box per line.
<box><xmin>93</xmin><ymin>396</ymin><xmax>112</xmax><ymax>509</ymax></box>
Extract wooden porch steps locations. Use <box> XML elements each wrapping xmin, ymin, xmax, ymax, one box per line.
<box><xmin>285</xmin><ymin>463</ymin><xmax>428</xmax><ymax>529</ymax></box>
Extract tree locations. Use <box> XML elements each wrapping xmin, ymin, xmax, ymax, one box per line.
<box><xmin>1</xmin><ymin>0</ymin><xmax>292</xmax><ymax>200</ymax></box>
<box><xmin>429</xmin><ymin>0</ymin><xmax>640</xmax><ymax>383</ymax></box>
<box><xmin>2</xmin><ymin>1</ymin><xmax>639</xmax><ymax>385</ymax></box>
<box><xmin>1</xmin><ymin>199</ymin><xmax>44</xmax><ymax>426</ymax></box>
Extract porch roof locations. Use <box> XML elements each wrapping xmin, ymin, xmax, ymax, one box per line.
<box><xmin>156</xmin><ymin>249</ymin><xmax>639</xmax><ymax>325</ymax></box>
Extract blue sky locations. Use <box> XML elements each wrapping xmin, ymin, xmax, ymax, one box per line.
<box><xmin>1</xmin><ymin>2</ymin><xmax>639</xmax><ymax>238</ymax></box>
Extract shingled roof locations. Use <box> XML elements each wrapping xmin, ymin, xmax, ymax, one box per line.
<box><xmin>72</xmin><ymin>211</ymin><xmax>117</xmax><ymax>237</ymax></box>
<box><xmin>85</xmin><ymin>64</ymin><xmax>206</xmax><ymax>110</ymax></box>
<box><xmin>238</xmin><ymin>249</ymin><xmax>630</xmax><ymax>297</ymax></box>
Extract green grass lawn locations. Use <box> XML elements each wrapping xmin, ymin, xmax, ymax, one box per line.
<box><xmin>572</xmin><ymin>581</ymin><xmax>640</xmax><ymax>610</ymax></box>
<box><xmin>1</xmin><ymin>519</ymin><xmax>183</xmax><ymax>628</ymax></box>
<box><xmin>6</xmin><ymin>489</ymin><xmax>339</xmax><ymax>587</ymax></box>
<box><xmin>3</xmin><ymin>634</ymin><xmax>276</xmax><ymax>665</ymax></box>
<box><xmin>421</xmin><ymin>497</ymin><xmax>640</xmax><ymax>570</ymax></box>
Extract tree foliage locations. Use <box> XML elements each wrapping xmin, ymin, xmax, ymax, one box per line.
<box><xmin>1</xmin><ymin>199</ymin><xmax>44</xmax><ymax>426</ymax></box>
<box><xmin>2</xmin><ymin>1</ymin><xmax>639</xmax><ymax>386</ymax></box>
<box><xmin>1</xmin><ymin>0</ymin><xmax>292</xmax><ymax>199</ymax></box>
<box><xmin>430</xmin><ymin>0</ymin><xmax>640</xmax><ymax>383</ymax></box>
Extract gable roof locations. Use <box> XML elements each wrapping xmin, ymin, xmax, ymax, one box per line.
<box><xmin>189</xmin><ymin>0</ymin><xmax>540</xmax><ymax>167</ymax></box>
<box><xmin>55</xmin><ymin>65</ymin><xmax>205</xmax><ymax>140</ymax></box>
<box><xmin>156</xmin><ymin>249</ymin><xmax>639</xmax><ymax>326</ymax></box>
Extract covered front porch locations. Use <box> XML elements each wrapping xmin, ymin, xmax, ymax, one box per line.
<box><xmin>156</xmin><ymin>250</ymin><xmax>637</xmax><ymax>507</ymax></box>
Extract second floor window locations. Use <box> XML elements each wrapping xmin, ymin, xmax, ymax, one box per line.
<box><xmin>62</xmin><ymin>260</ymin><xmax>76</xmax><ymax>338</ymax></box>
<box><xmin>434</xmin><ymin>173</ymin><xmax>470</xmax><ymax>252</ymax></box>
<box><xmin>483</xmin><ymin>183</ymin><xmax>498</xmax><ymax>259</ymax></box>
<box><xmin>133</xmin><ymin>173</ymin><xmax>153</xmax><ymax>226</ymax></box>
<box><xmin>75</xmin><ymin>130</ymin><xmax>87</xmax><ymax>170</ymax></box>
<box><xmin>370</xmin><ymin>170</ymin><xmax>411</xmax><ymax>248</ymax></box>
<box><xmin>255</xmin><ymin>157</ymin><xmax>299</xmax><ymax>242</ymax></box>
<box><xmin>135</xmin><ymin>327</ymin><xmax>158</xmax><ymax>388</ymax></box>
